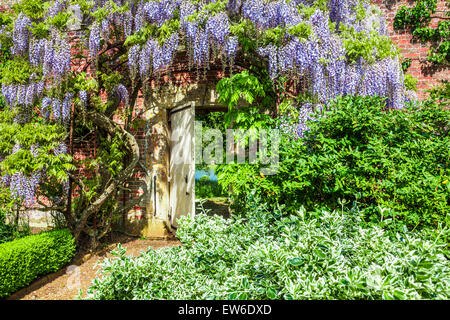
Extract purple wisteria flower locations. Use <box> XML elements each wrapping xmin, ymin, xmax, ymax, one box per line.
<box><xmin>52</xmin><ymin>98</ymin><xmax>62</xmax><ymax>121</ymax></box>
<box><xmin>54</xmin><ymin>142</ymin><xmax>68</xmax><ymax>156</ymax></box>
<box><xmin>79</xmin><ymin>90</ymin><xmax>88</xmax><ymax>106</ymax></box>
<box><xmin>89</xmin><ymin>22</ymin><xmax>101</xmax><ymax>58</ymax></box>
<box><xmin>12</xmin><ymin>13</ymin><xmax>32</xmax><ymax>56</ymax></box>
<box><xmin>114</xmin><ymin>84</ymin><xmax>129</xmax><ymax>106</ymax></box>
<box><xmin>41</xmin><ymin>97</ymin><xmax>52</xmax><ymax>119</ymax></box>
<box><xmin>62</xmin><ymin>93</ymin><xmax>73</xmax><ymax>126</ymax></box>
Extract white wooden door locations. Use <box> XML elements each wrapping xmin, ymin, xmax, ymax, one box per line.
<box><xmin>169</xmin><ymin>105</ymin><xmax>195</xmax><ymax>228</ymax></box>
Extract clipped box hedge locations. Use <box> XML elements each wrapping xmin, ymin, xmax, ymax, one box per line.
<box><xmin>0</xmin><ymin>229</ymin><xmax>76</xmax><ymax>298</ymax></box>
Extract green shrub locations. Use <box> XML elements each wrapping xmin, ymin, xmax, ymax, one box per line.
<box><xmin>0</xmin><ymin>208</ymin><xmax>19</xmax><ymax>245</ymax></box>
<box><xmin>0</xmin><ymin>229</ymin><xmax>76</xmax><ymax>298</ymax></box>
<box><xmin>218</xmin><ymin>96</ymin><xmax>449</xmax><ymax>230</ymax></box>
<box><xmin>0</xmin><ymin>208</ymin><xmax>31</xmax><ymax>245</ymax></box>
<box><xmin>0</xmin><ymin>221</ymin><xmax>15</xmax><ymax>245</ymax></box>
<box><xmin>86</xmin><ymin>205</ymin><xmax>449</xmax><ymax>300</ymax></box>
<box><xmin>195</xmin><ymin>176</ymin><xmax>226</xmax><ymax>199</ymax></box>
<box><xmin>428</xmin><ymin>80</ymin><xmax>450</xmax><ymax>108</ymax></box>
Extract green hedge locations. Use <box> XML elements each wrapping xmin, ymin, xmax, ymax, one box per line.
<box><xmin>0</xmin><ymin>229</ymin><xmax>76</xmax><ymax>298</ymax></box>
<box><xmin>195</xmin><ymin>176</ymin><xmax>226</xmax><ymax>199</ymax></box>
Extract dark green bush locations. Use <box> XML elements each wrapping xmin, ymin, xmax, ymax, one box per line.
<box><xmin>0</xmin><ymin>229</ymin><xmax>76</xmax><ymax>298</ymax></box>
<box><xmin>195</xmin><ymin>175</ymin><xmax>226</xmax><ymax>199</ymax></box>
<box><xmin>0</xmin><ymin>207</ymin><xmax>17</xmax><ymax>244</ymax></box>
<box><xmin>0</xmin><ymin>219</ymin><xmax>31</xmax><ymax>245</ymax></box>
<box><xmin>0</xmin><ymin>208</ymin><xmax>31</xmax><ymax>245</ymax></box>
<box><xmin>218</xmin><ymin>96</ymin><xmax>449</xmax><ymax>229</ymax></box>
<box><xmin>0</xmin><ymin>221</ymin><xmax>15</xmax><ymax>244</ymax></box>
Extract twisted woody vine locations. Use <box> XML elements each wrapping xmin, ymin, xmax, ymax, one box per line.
<box><xmin>0</xmin><ymin>0</ymin><xmax>418</xmax><ymax>247</ymax></box>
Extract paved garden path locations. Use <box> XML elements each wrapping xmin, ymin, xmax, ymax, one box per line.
<box><xmin>11</xmin><ymin>235</ymin><xmax>180</xmax><ymax>300</ymax></box>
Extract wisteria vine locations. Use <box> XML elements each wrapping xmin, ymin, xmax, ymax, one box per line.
<box><xmin>0</xmin><ymin>0</ymin><xmax>416</xmax><ymax>207</ymax></box>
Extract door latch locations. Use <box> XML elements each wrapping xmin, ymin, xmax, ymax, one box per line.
<box><xmin>185</xmin><ymin>175</ymin><xmax>190</xmax><ymax>195</ymax></box>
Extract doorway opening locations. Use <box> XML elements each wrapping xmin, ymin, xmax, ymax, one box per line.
<box><xmin>194</xmin><ymin>109</ymin><xmax>230</xmax><ymax>220</ymax></box>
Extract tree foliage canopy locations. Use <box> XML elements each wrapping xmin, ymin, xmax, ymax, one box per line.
<box><xmin>0</xmin><ymin>0</ymin><xmax>414</xmax><ymax>246</ymax></box>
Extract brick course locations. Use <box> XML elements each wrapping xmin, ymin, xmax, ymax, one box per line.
<box><xmin>372</xmin><ymin>0</ymin><xmax>449</xmax><ymax>98</ymax></box>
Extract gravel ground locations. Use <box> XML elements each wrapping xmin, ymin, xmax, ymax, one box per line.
<box><xmin>14</xmin><ymin>235</ymin><xmax>180</xmax><ymax>300</ymax></box>
<box><xmin>10</xmin><ymin>199</ymin><xmax>229</xmax><ymax>300</ymax></box>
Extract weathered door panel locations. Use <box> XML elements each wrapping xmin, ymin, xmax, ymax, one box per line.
<box><xmin>169</xmin><ymin>105</ymin><xmax>195</xmax><ymax>228</ymax></box>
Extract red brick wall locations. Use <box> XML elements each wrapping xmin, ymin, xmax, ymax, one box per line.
<box><xmin>372</xmin><ymin>0</ymin><xmax>449</xmax><ymax>98</ymax></box>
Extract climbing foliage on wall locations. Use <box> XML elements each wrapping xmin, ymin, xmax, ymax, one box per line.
<box><xmin>0</xmin><ymin>0</ymin><xmax>416</xmax><ymax>247</ymax></box>
<box><xmin>394</xmin><ymin>0</ymin><xmax>450</xmax><ymax>66</ymax></box>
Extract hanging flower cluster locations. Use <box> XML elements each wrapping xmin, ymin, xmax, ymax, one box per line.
<box><xmin>114</xmin><ymin>84</ymin><xmax>129</xmax><ymax>106</ymax></box>
<box><xmin>1</xmin><ymin>76</ymin><xmax>45</xmax><ymax>123</ymax></box>
<box><xmin>0</xmin><ymin>0</ymin><xmax>74</xmax><ymax>205</ymax></box>
<box><xmin>90</xmin><ymin>0</ymin><xmax>240</xmax><ymax>81</ymax></box>
<box><xmin>11</xmin><ymin>13</ymin><xmax>32</xmax><ymax>56</ymax></box>
<box><xmin>232</xmin><ymin>0</ymin><xmax>410</xmax><ymax>136</ymax></box>
<box><xmin>0</xmin><ymin>144</ymin><xmax>43</xmax><ymax>206</ymax></box>
<box><xmin>0</xmin><ymin>0</ymin><xmax>417</xmax><ymax>204</ymax></box>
